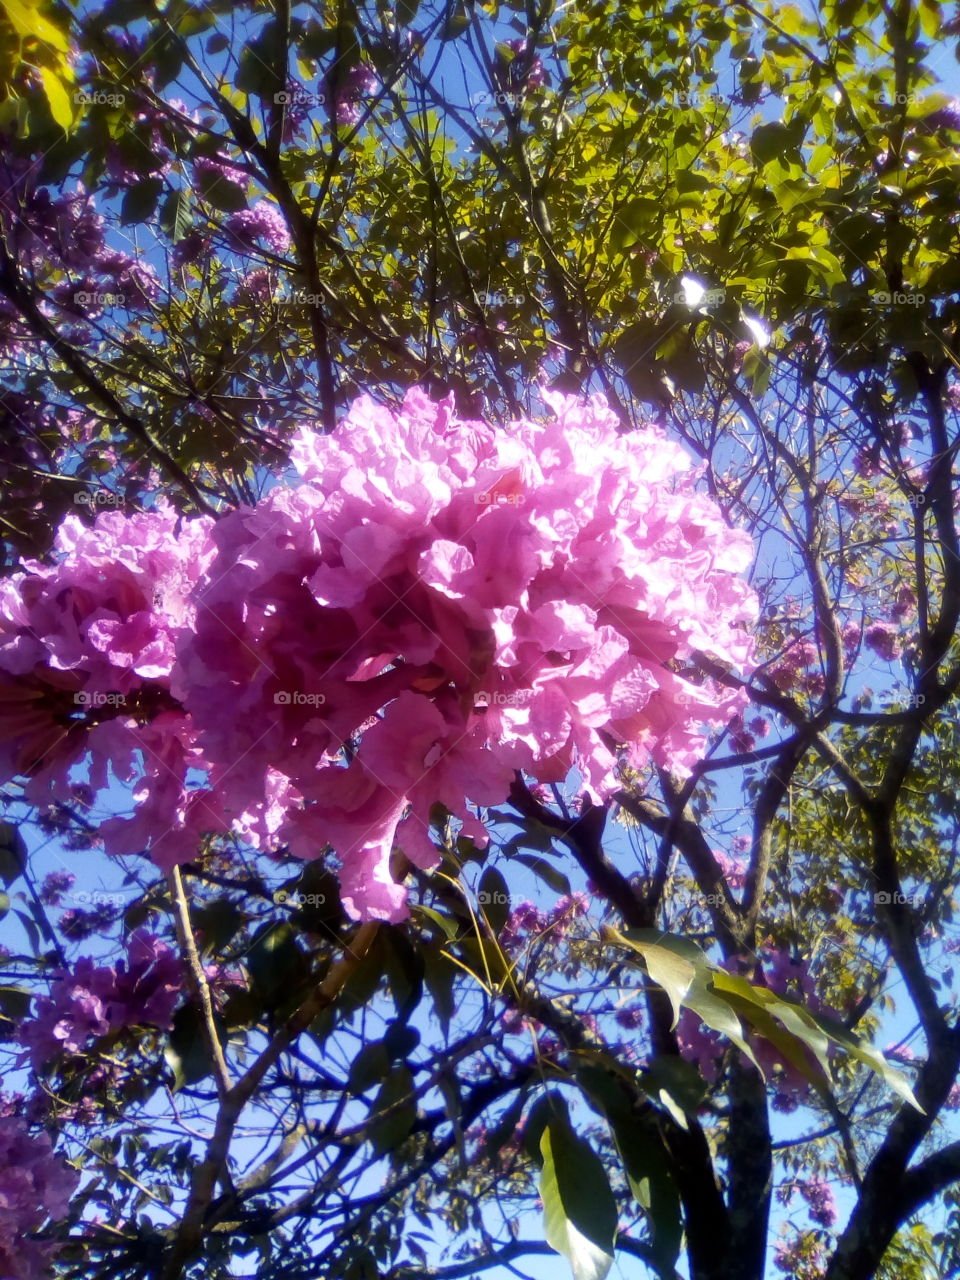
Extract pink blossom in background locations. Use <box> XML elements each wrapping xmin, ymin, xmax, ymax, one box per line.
<box><xmin>0</xmin><ymin>1105</ymin><xmax>78</xmax><ymax>1280</ymax></box>
<box><xmin>774</xmin><ymin>1232</ymin><xmax>827</xmax><ymax>1279</ymax></box>
<box><xmin>225</xmin><ymin>201</ymin><xmax>291</xmax><ymax>256</ymax></box>
<box><xmin>39</xmin><ymin>870</ymin><xmax>75</xmax><ymax>906</ymax></box>
<box><xmin>171</xmin><ymin>230</ymin><xmax>210</xmax><ymax>269</ymax></box>
<box><xmin>192</xmin><ymin>153</ymin><xmax>249</xmax><ymax>193</ymax></box>
<box><xmin>329</xmin><ymin>64</ymin><xmax>379</xmax><ymax>126</ymax></box>
<box><xmin>0</xmin><ymin>389</ymin><xmax>757</xmax><ymax>921</ymax></box>
<box><xmin>864</xmin><ymin>622</ymin><xmax>902</xmax><ymax>662</ymax></box>
<box><xmin>18</xmin><ymin>930</ymin><xmax>181</xmax><ymax>1071</ymax></box>
<box><xmin>798</xmin><ymin>1177</ymin><xmax>837</xmax><ymax>1227</ymax></box>
<box><xmin>714</xmin><ymin>849</ymin><xmax>747</xmax><ymax>889</ymax></box>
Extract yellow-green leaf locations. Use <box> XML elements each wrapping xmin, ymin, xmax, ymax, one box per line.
<box><xmin>38</xmin><ymin>62</ymin><xmax>76</xmax><ymax>131</ymax></box>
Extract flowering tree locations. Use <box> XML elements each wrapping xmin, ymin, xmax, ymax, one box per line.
<box><xmin>2</xmin><ymin>1</ymin><xmax>960</xmax><ymax>1279</ymax></box>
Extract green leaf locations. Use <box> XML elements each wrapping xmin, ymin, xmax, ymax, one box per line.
<box><xmin>148</xmin><ymin>26</ymin><xmax>185</xmax><ymax>89</ymax></box>
<box><xmin>0</xmin><ymin>985</ymin><xmax>31</xmax><ymax>1028</ymax></box>
<box><xmin>335</xmin><ymin>929</ymin><xmax>387</xmax><ymax>1019</ymax></box>
<box><xmin>382</xmin><ymin>925</ymin><xmax>424</xmax><ymax>1020</ymax></box>
<box><xmin>191</xmin><ymin>898</ymin><xmax>246</xmax><ymax>955</ymax></box>
<box><xmin>159</xmin><ymin>189</ymin><xmax>193</xmax><ymax>244</ymax></box>
<box><xmin>413</xmin><ymin>904</ymin><xmax>459</xmax><ymax>940</ymax></box>
<box><xmin>0</xmin><ymin>823</ymin><xmax>26</xmax><ymax>886</ymax></box>
<box><xmin>439</xmin><ymin>4</ymin><xmax>470</xmax><ymax>39</ymax></box>
<box><xmin>577</xmin><ymin>1064</ymin><xmax>682</xmax><ymax>1277</ymax></box>
<box><xmin>195</xmin><ymin>163</ymin><xmax>248</xmax><ymax>213</ymax></box>
<box><xmin>603</xmin><ymin>929</ymin><xmax>756</xmax><ymax>1068</ymax></box>
<box><xmin>368</xmin><ymin>1065</ymin><xmax>417</xmax><ymax>1155</ymax></box>
<box><xmin>638</xmin><ymin>1056</ymin><xmax>709</xmax><ymax>1128</ymax></box>
<box><xmin>808</xmin><ymin>1007</ymin><xmax>925</xmax><ymax>1112</ymax></box>
<box><xmin>348</xmin><ymin>1040</ymin><xmax>391</xmax><ymax>1095</ymax></box>
<box><xmin>478</xmin><ymin>866</ymin><xmax>510</xmax><ymax>935</ymax></box>
<box><xmin>454</xmin><ymin>933</ymin><xmax>512</xmax><ymax>989</ymax></box>
<box><xmin>711</xmin><ymin>970</ymin><xmax>832</xmax><ymax>1077</ymax></box>
<box><xmin>96</xmin><ymin>0</ymin><xmax>154</xmax><ymax>21</ymax></box>
<box><xmin>165</xmin><ymin>1002</ymin><xmax>220</xmax><ymax>1090</ymax></box>
<box><xmin>751</xmin><ymin>121</ymin><xmax>795</xmax><ymax>165</ymax></box>
<box><xmin>603</xmin><ymin>929</ymin><xmax>695</xmax><ymax>1029</ymax></box>
<box><xmin>245</xmin><ymin>922</ymin><xmax>309</xmax><ymax>1013</ymax></box>
<box><xmin>679</xmin><ymin>974</ymin><xmax>759</xmax><ymax>1070</ymax></box>
<box><xmin>169</xmin><ymin>1</ymin><xmax>213</xmax><ymax>37</ymax></box>
<box><xmin>13</xmin><ymin>908</ymin><xmax>40</xmax><ymax>957</ymax></box>
<box><xmin>482</xmin><ymin>1089</ymin><xmax>530</xmax><ymax>1163</ymax></box>
<box><xmin>606</xmin><ymin>927</ymin><xmax>923</xmax><ymax>1108</ymax></box>
<box><xmin>2</xmin><ymin>0</ymin><xmax>68</xmax><ymax>50</ymax></box>
<box><xmin>383</xmin><ymin>1020</ymin><xmax>420</xmax><ymax>1061</ymax></box>
<box><xmin>540</xmin><ymin>1114</ymin><xmax>618</xmax><ymax>1280</ymax></box>
<box><xmin>38</xmin><ymin>63</ymin><xmax>76</xmax><ymax>132</ymax></box>
<box><xmin>523</xmin><ymin>1090</ymin><xmax>568</xmax><ymax>1164</ymax></box>
<box><xmin>422</xmin><ymin>945</ymin><xmax>456</xmax><ymax>1036</ymax></box>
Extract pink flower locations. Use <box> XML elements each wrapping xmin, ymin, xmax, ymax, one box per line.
<box><xmin>798</xmin><ymin>1177</ymin><xmax>837</xmax><ymax>1227</ymax></box>
<box><xmin>18</xmin><ymin>931</ymin><xmax>181</xmax><ymax>1070</ymax></box>
<box><xmin>0</xmin><ymin>1110</ymin><xmax>78</xmax><ymax>1279</ymax></box>
<box><xmin>193</xmin><ymin>153</ymin><xmax>248</xmax><ymax>192</ymax></box>
<box><xmin>39</xmin><ymin>870</ymin><xmax>75</xmax><ymax>906</ymax></box>
<box><xmin>714</xmin><ymin>849</ymin><xmax>747</xmax><ymax>889</ymax></box>
<box><xmin>225</xmin><ymin>201</ymin><xmax>291</xmax><ymax>256</ymax></box>
<box><xmin>1</xmin><ymin>390</ymin><xmax>757</xmax><ymax>921</ymax></box>
<box><xmin>329</xmin><ymin>64</ymin><xmax>379</xmax><ymax>126</ymax></box>
<box><xmin>864</xmin><ymin>622</ymin><xmax>902</xmax><ymax>662</ymax></box>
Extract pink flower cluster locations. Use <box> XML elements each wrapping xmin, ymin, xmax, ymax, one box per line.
<box><xmin>798</xmin><ymin>1177</ymin><xmax>837</xmax><ymax>1227</ymax></box>
<box><xmin>0</xmin><ymin>389</ymin><xmax>756</xmax><ymax>921</ymax></box>
<box><xmin>0</xmin><ymin>132</ymin><xmax>160</xmax><ymax>341</ymax></box>
<box><xmin>225</xmin><ymin>201</ymin><xmax>291</xmax><ymax>257</ymax></box>
<box><xmin>19</xmin><ymin>930</ymin><xmax>181</xmax><ymax>1071</ymax></box>
<box><xmin>0</xmin><ymin>1106</ymin><xmax>78</xmax><ymax>1280</ymax></box>
<box><xmin>329</xmin><ymin>64</ymin><xmax>379</xmax><ymax>126</ymax></box>
<box><xmin>501</xmin><ymin>38</ymin><xmax>548</xmax><ymax>92</ymax></box>
<box><xmin>774</xmin><ymin>1232</ymin><xmax>827</xmax><ymax>1280</ymax></box>
<box><xmin>500</xmin><ymin>892</ymin><xmax>591</xmax><ymax>949</ymax></box>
